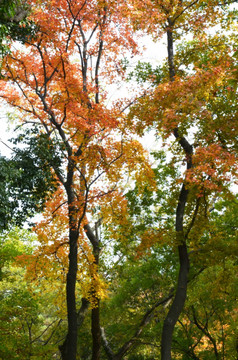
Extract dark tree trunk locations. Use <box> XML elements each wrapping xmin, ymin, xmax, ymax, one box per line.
<box><xmin>65</xmin><ymin>229</ymin><xmax>78</xmax><ymax>360</ymax></box>
<box><xmin>161</xmin><ymin>141</ymin><xmax>192</xmax><ymax>360</ymax></box>
<box><xmin>167</xmin><ymin>25</ymin><xmax>176</xmax><ymax>80</ymax></box>
<box><xmin>59</xmin><ymin>228</ymin><xmax>78</xmax><ymax>360</ymax></box>
<box><xmin>92</xmin><ymin>300</ymin><xmax>101</xmax><ymax>360</ymax></box>
<box><xmin>161</xmin><ymin>242</ymin><xmax>190</xmax><ymax>359</ymax></box>
<box><xmin>161</xmin><ymin>23</ymin><xmax>192</xmax><ymax>360</ymax></box>
<box><xmin>59</xmin><ymin>163</ymin><xmax>79</xmax><ymax>360</ymax></box>
<box><xmin>59</xmin><ymin>297</ymin><xmax>89</xmax><ymax>359</ymax></box>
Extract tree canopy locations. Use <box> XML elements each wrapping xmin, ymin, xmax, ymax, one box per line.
<box><xmin>0</xmin><ymin>0</ymin><xmax>237</xmax><ymax>359</ymax></box>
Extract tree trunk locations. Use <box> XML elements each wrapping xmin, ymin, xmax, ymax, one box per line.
<box><xmin>161</xmin><ymin>242</ymin><xmax>189</xmax><ymax>359</ymax></box>
<box><xmin>59</xmin><ymin>171</ymin><xmax>79</xmax><ymax>360</ymax></box>
<box><xmin>161</xmin><ymin>23</ymin><xmax>192</xmax><ymax>360</ymax></box>
<box><xmin>160</xmin><ymin>140</ymin><xmax>192</xmax><ymax>360</ymax></box>
<box><xmin>92</xmin><ymin>300</ymin><xmax>101</xmax><ymax>360</ymax></box>
<box><xmin>59</xmin><ymin>297</ymin><xmax>89</xmax><ymax>359</ymax></box>
<box><xmin>59</xmin><ymin>229</ymin><xmax>78</xmax><ymax>360</ymax></box>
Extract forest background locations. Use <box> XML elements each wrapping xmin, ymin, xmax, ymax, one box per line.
<box><xmin>0</xmin><ymin>0</ymin><xmax>237</xmax><ymax>360</ymax></box>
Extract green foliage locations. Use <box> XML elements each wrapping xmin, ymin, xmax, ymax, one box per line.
<box><xmin>0</xmin><ymin>227</ymin><xmax>33</xmax><ymax>279</ymax></box>
<box><xmin>172</xmin><ymin>197</ymin><xmax>238</xmax><ymax>359</ymax></box>
<box><xmin>0</xmin><ymin>0</ymin><xmax>17</xmax><ymax>19</ymax></box>
<box><xmin>0</xmin><ymin>1</ymin><xmax>237</xmax><ymax>359</ymax></box>
<box><xmin>125</xmin><ymin>150</ymin><xmax>180</xmax><ymax>240</ymax></box>
<box><xmin>0</xmin><ymin>229</ymin><xmax>37</xmax><ymax>359</ymax></box>
<box><xmin>127</xmin><ymin>61</ymin><xmax>163</xmax><ymax>85</ymax></box>
<box><xmin>0</xmin><ymin>129</ymin><xmax>61</xmax><ymax>230</ymax></box>
<box><xmin>0</xmin><ymin>0</ymin><xmax>36</xmax><ymax>57</ymax></box>
<box><xmin>0</xmin><ymin>228</ymin><xmax>63</xmax><ymax>359</ymax></box>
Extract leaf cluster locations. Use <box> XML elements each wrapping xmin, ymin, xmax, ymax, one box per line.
<box><xmin>127</xmin><ymin>61</ymin><xmax>163</xmax><ymax>86</ymax></box>
<box><xmin>0</xmin><ymin>0</ymin><xmax>37</xmax><ymax>58</ymax></box>
<box><xmin>0</xmin><ymin>129</ymin><xmax>61</xmax><ymax>230</ymax></box>
<box><xmin>0</xmin><ymin>227</ymin><xmax>63</xmax><ymax>359</ymax></box>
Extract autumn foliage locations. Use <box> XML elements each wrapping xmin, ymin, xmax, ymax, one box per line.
<box><xmin>0</xmin><ymin>0</ymin><xmax>237</xmax><ymax>359</ymax></box>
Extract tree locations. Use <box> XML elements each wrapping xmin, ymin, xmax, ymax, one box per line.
<box><xmin>125</xmin><ymin>1</ymin><xmax>238</xmax><ymax>358</ymax></box>
<box><xmin>0</xmin><ymin>1</ymin><xmax>153</xmax><ymax>359</ymax></box>
<box><xmin>169</xmin><ymin>197</ymin><xmax>238</xmax><ymax>359</ymax></box>
<box><xmin>0</xmin><ymin>0</ymin><xmax>237</xmax><ymax>359</ymax></box>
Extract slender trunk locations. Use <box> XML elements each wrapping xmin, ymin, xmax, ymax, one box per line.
<box><xmin>66</xmin><ymin>229</ymin><xmax>78</xmax><ymax>359</ymax></box>
<box><xmin>60</xmin><ymin>297</ymin><xmax>89</xmax><ymax>358</ymax></box>
<box><xmin>167</xmin><ymin>25</ymin><xmax>176</xmax><ymax>80</ymax></box>
<box><xmin>59</xmin><ymin>168</ymin><xmax>79</xmax><ymax>360</ymax></box>
<box><xmin>161</xmin><ymin>242</ymin><xmax>190</xmax><ymax>359</ymax></box>
<box><xmin>161</xmin><ymin>23</ymin><xmax>192</xmax><ymax>360</ymax></box>
<box><xmin>59</xmin><ymin>228</ymin><xmax>78</xmax><ymax>360</ymax></box>
<box><xmin>161</xmin><ymin>184</ymin><xmax>190</xmax><ymax>360</ymax></box>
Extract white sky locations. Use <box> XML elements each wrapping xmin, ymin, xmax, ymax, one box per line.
<box><xmin>0</xmin><ymin>105</ymin><xmax>16</xmax><ymax>157</ymax></box>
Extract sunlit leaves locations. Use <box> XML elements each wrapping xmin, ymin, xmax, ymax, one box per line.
<box><xmin>186</xmin><ymin>144</ymin><xmax>237</xmax><ymax>194</ymax></box>
<box><xmin>0</xmin><ymin>0</ymin><xmax>237</xmax><ymax>358</ymax></box>
<box><xmin>0</xmin><ymin>228</ymin><xmax>61</xmax><ymax>359</ymax></box>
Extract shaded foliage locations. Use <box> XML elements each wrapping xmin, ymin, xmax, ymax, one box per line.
<box><xmin>0</xmin><ymin>129</ymin><xmax>60</xmax><ymax>229</ymax></box>
<box><xmin>0</xmin><ymin>0</ymin><xmax>36</xmax><ymax>57</ymax></box>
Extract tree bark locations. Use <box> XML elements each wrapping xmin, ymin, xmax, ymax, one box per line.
<box><xmin>59</xmin><ymin>161</ymin><xmax>79</xmax><ymax>360</ymax></box>
<box><xmin>59</xmin><ymin>229</ymin><xmax>78</xmax><ymax>360</ymax></box>
<box><xmin>59</xmin><ymin>297</ymin><xmax>89</xmax><ymax>359</ymax></box>
<box><xmin>92</xmin><ymin>301</ymin><xmax>101</xmax><ymax>360</ymax></box>
<box><xmin>161</xmin><ymin>139</ymin><xmax>192</xmax><ymax>360</ymax></box>
<box><xmin>167</xmin><ymin>24</ymin><xmax>176</xmax><ymax>80</ymax></box>
<box><xmin>161</xmin><ymin>22</ymin><xmax>192</xmax><ymax>360</ymax></box>
<box><xmin>161</xmin><ymin>242</ymin><xmax>189</xmax><ymax>360</ymax></box>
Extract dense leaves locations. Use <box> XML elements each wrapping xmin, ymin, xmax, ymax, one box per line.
<box><xmin>0</xmin><ymin>130</ymin><xmax>59</xmax><ymax>229</ymax></box>
<box><xmin>0</xmin><ymin>228</ymin><xmax>63</xmax><ymax>359</ymax></box>
<box><xmin>0</xmin><ymin>0</ymin><xmax>36</xmax><ymax>57</ymax></box>
<box><xmin>0</xmin><ymin>0</ymin><xmax>237</xmax><ymax>359</ymax></box>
